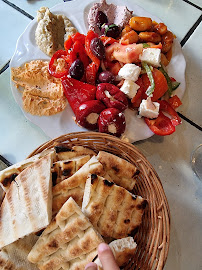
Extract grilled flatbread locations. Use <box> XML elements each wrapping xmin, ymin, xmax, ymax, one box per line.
<box><xmin>52</xmin><ymin>155</ymin><xmax>90</xmax><ymax>186</ymax></box>
<box><xmin>82</xmin><ymin>174</ymin><xmax>147</xmax><ymax>239</ymax></box>
<box><xmin>97</xmin><ymin>151</ymin><xmax>140</xmax><ymax>191</ymax></box>
<box><xmin>54</xmin><ymin>144</ymin><xmax>96</xmax><ymax>160</ymax></box>
<box><xmin>28</xmin><ymin>197</ymin><xmax>104</xmax><ymax>270</ymax></box>
<box><xmin>94</xmin><ymin>237</ymin><xmax>137</xmax><ymax>268</ymax></box>
<box><xmin>0</xmin><ymin>234</ymin><xmax>39</xmax><ymax>270</ymax></box>
<box><xmin>0</xmin><ymin>153</ymin><xmax>54</xmax><ymax>249</ymax></box>
<box><xmin>52</xmin><ymin>156</ymin><xmax>103</xmax><ymax>214</ymax></box>
<box><xmin>0</xmin><ymin>149</ymin><xmax>55</xmax><ymax>192</ymax></box>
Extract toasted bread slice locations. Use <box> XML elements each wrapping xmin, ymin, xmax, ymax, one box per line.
<box><xmin>52</xmin><ymin>156</ymin><xmax>103</xmax><ymax>214</ymax></box>
<box><xmin>0</xmin><ymin>149</ymin><xmax>55</xmax><ymax>192</ymax></box>
<box><xmin>54</xmin><ymin>144</ymin><xmax>96</xmax><ymax>160</ymax></box>
<box><xmin>97</xmin><ymin>151</ymin><xmax>140</xmax><ymax>191</ymax></box>
<box><xmin>28</xmin><ymin>197</ymin><xmax>103</xmax><ymax>270</ymax></box>
<box><xmin>0</xmin><ymin>153</ymin><xmax>54</xmax><ymax>249</ymax></box>
<box><xmin>0</xmin><ymin>234</ymin><xmax>39</xmax><ymax>270</ymax></box>
<box><xmin>94</xmin><ymin>237</ymin><xmax>137</xmax><ymax>269</ymax></box>
<box><xmin>52</xmin><ymin>155</ymin><xmax>90</xmax><ymax>186</ymax></box>
<box><xmin>82</xmin><ymin>174</ymin><xmax>147</xmax><ymax>239</ymax></box>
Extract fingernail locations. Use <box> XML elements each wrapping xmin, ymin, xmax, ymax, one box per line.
<box><xmin>84</xmin><ymin>262</ymin><xmax>97</xmax><ymax>270</ymax></box>
<box><xmin>98</xmin><ymin>243</ymin><xmax>111</xmax><ymax>252</ymax></box>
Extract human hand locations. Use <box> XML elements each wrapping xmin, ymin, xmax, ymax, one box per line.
<box><xmin>85</xmin><ymin>243</ymin><xmax>120</xmax><ymax>270</ymax></box>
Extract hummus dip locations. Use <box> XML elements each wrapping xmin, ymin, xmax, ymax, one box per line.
<box><xmin>35</xmin><ymin>7</ymin><xmax>77</xmax><ymax>57</ymax></box>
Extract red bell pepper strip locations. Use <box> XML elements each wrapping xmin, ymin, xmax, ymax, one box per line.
<box><xmin>144</xmin><ymin>111</ymin><xmax>175</xmax><ymax>136</ymax></box>
<box><xmin>72</xmin><ymin>40</ymin><xmax>90</xmax><ymax>69</ymax></box>
<box><xmin>48</xmin><ymin>50</ymin><xmax>69</xmax><ymax>78</ymax></box>
<box><xmin>100</xmin><ymin>36</ymin><xmax>118</xmax><ymax>46</ymax></box>
<box><xmin>64</xmin><ymin>36</ymin><xmax>73</xmax><ymax>52</ymax></box>
<box><xmin>158</xmin><ymin>100</ymin><xmax>181</xmax><ymax>126</ymax></box>
<box><xmin>86</xmin><ymin>62</ymin><xmax>98</xmax><ymax>85</ymax></box>
<box><xmin>85</xmin><ymin>30</ymin><xmax>100</xmax><ymax>67</ymax></box>
<box><xmin>61</xmin><ymin>76</ymin><xmax>96</xmax><ymax>115</ymax></box>
<box><xmin>71</xmin><ymin>32</ymin><xmax>86</xmax><ymax>45</ymax></box>
<box><xmin>131</xmin><ymin>77</ymin><xmax>146</xmax><ymax>108</ymax></box>
<box><xmin>168</xmin><ymin>95</ymin><xmax>182</xmax><ymax>110</ymax></box>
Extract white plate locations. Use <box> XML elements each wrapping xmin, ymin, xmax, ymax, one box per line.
<box><xmin>10</xmin><ymin>0</ymin><xmax>186</xmax><ymax>143</ymax></box>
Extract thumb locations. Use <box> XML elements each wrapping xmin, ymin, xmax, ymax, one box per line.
<box><xmin>97</xmin><ymin>243</ymin><xmax>119</xmax><ymax>270</ymax></box>
<box><xmin>85</xmin><ymin>262</ymin><xmax>97</xmax><ymax>270</ymax></box>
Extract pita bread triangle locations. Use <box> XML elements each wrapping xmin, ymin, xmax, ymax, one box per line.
<box><xmin>0</xmin><ymin>153</ymin><xmax>54</xmax><ymax>249</ymax></box>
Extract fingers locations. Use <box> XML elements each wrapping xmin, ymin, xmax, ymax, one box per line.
<box><xmin>97</xmin><ymin>243</ymin><xmax>120</xmax><ymax>270</ymax></box>
<box><xmin>85</xmin><ymin>262</ymin><xmax>97</xmax><ymax>270</ymax></box>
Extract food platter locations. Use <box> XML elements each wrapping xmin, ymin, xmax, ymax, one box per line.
<box><xmin>10</xmin><ymin>0</ymin><xmax>186</xmax><ymax>142</ymax></box>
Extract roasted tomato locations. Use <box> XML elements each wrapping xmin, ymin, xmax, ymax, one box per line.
<box><xmin>96</xmin><ymin>83</ymin><xmax>128</xmax><ymax>112</ymax></box>
<box><xmin>98</xmin><ymin>108</ymin><xmax>126</xmax><ymax>137</ymax></box>
<box><xmin>76</xmin><ymin>100</ymin><xmax>106</xmax><ymax>130</ymax></box>
<box><xmin>142</xmin><ymin>68</ymin><xmax>168</xmax><ymax>101</ymax></box>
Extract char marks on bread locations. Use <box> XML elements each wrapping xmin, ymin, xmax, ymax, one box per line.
<box><xmin>0</xmin><ymin>153</ymin><xmax>54</xmax><ymax>249</ymax></box>
<box><xmin>28</xmin><ymin>197</ymin><xmax>104</xmax><ymax>270</ymax></box>
<box><xmin>82</xmin><ymin>174</ymin><xmax>147</xmax><ymax>239</ymax></box>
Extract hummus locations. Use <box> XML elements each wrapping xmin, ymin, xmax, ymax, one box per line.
<box><xmin>88</xmin><ymin>0</ymin><xmax>133</xmax><ymax>35</ymax></box>
<box><xmin>35</xmin><ymin>7</ymin><xmax>77</xmax><ymax>57</ymax></box>
<box><xmin>11</xmin><ymin>60</ymin><xmax>67</xmax><ymax>116</ymax></box>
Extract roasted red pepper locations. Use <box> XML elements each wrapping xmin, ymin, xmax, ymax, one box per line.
<box><xmin>61</xmin><ymin>76</ymin><xmax>96</xmax><ymax>114</ymax></box>
<box><xmin>158</xmin><ymin>100</ymin><xmax>181</xmax><ymax>126</ymax></box>
<box><xmin>144</xmin><ymin>111</ymin><xmax>175</xmax><ymax>136</ymax></box>
<box><xmin>48</xmin><ymin>50</ymin><xmax>69</xmax><ymax>78</ymax></box>
<box><xmin>85</xmin><ymin>30</ymin><xmax>100</xmax><ymax>68</ymax></box>
<box><xmin>100</xmin><ymin>36</ymin><xmax>118</xmax><ymax>46</ymax></box>
<box><xmin>85</xmin><ymin>30</ymin><xmax>100</xmax><ymax>84</ymax></box>
<box><xmin>64</xmin><ymin>36</ymin><xmax>73</xmax><ymax>51</ymax></box>
<box><xmin>131</xmin><ymin>77</ymin><xmax>146</xmax><ymax>108</ymax></box>
<box><xmin>168</xmin><ymin>95</ymin><xmax>182</xmax><ymax>110</ymax></box>
<box><xmin>96</xmin><ymin>83</ymin><xmax>128</xmax><ymax>112</ymax></box>
<box><xmin>98</xmin><ymin>108</ymin><xmax>126</xmax><ymax>137</ymax></box>
<box><xmin>76</xmin><ymin>100</ymin><xmax>106</xmax><ymax>130</ymax></box>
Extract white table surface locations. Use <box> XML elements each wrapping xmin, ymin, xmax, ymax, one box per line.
<box><xmin>0</xmin><ymin>0</ymin><xmax>202</xmax><ymax>269</ymax></box>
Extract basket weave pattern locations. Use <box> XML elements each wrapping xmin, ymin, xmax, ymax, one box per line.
<box><xmin>28</xmin><ymin>132</ymin><xmax>170</xmax><ymax>270</ymax></box>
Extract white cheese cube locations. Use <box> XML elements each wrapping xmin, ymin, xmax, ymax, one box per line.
<box><xmin>138</xmin><ymin>98</ymin><xmax>160</xmax><ymax>119</ymax></box>
<box><xmin>120</xmin><ymin>80</ymin><xmax>140</xmax><ymax>99</ymax></box>
<box><xmin>118</xmin><ymin>64</ymin><xmax>141</xmax><ymax>81</ymax></box>
<box><xmin>140</xmin><ymin>48</ymin><xmax>161</xmax><ymax>67</ymax></box>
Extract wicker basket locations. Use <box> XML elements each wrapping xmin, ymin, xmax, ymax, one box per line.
<box><xmin>28</xmin><ymin>132</ymin><xmax>170</xmax><ymax>270</ymax></box>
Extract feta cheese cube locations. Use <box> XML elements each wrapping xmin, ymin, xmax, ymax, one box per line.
<box><xmin>138</xmin><ymin>98</ymin><xmax>160</xmax><ymax>119</ymax></box>
<box><xmin>118</xmin><ymin>64</ymin><xmax>141</xmax><ymax>81</ymax></box>
<box><xmin>120</xmin><ymin>80</ymin><xmax>140</xmax><ymax>99</ymax></box>
<box><xmin>140</xmin><ymin>48</ymin><xmax>161</xmax><ymax>67</ymax></box>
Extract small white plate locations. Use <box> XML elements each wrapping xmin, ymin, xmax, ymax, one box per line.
<box><xmin>10</xmin><ymin>0</ymin><xmax>186</xmax><ymax>142</ymax></box>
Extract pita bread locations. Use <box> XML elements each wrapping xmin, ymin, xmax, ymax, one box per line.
<box><xmin>28</xmin><ymin>197</ymin><xmax>103</xmax><ymax>270</ymax></box>
<box><xmin>82</xmin><ymin>174</ymin><xmax>147</xmax><ymax>239</ymax></box>
<box><xmin>0</xmin><ymin>234</ymin><xmax>39</xmax><ymax>270</ymax></box>
<box><xmin>0</xmin><ymin>149</ymin><xmax>55</xmax><ymax>192</ymax></box>
<box><xmin>54</xmin><ymin>144</ymin><xmax>96</xmax><ymax>160</ymax></box>
<box><xmin>22</xmin><ymin>92</ymin><xmax>67</xmax><ymax>116</ymax></box>
<box><xmin>52</xmin><ymin>155</ymin><xmax>90</xmax><ymax>186</ymax></box>
<box><xmin>52</xmin><ymin>156</ymin><xmax>103</xmax><ymax>214</ymax></box>
<box><xmin>97</xmin><ymin>151</ymin><xmax>140</xmax><ymax>191</ymax></box>
<box><xmin>0</xmin><ymin>153</ymin><xmax>54</xmax><ymax>249</ymax></box>
<box><xmin>94</xmin><ymin>237</ymin><xmax>137</xmax><ymax>268</ymax></box>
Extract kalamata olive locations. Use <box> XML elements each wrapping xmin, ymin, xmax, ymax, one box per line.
<box><xmin>69</xmin><ymin>59</ymin><xmax>84</xmax><ymax>80</ymax></box>
<box><xmin>98</xmin><ymin>71</ymin><xmax>115</xmax><ymax>83</ymax></box>
<box><xmin>101</xmin><ymin>23</ymin><xmax>120</xmax><ymax>39</ymax></box>
<box><xmin>96</xmin><ymin>11</ymin><xmax>108</xmax><ymax>29</ymax></box>
<box><xmin>90</xmin><ymin>38</ymin><xmax>105</xmax><ymax>60</ymax></box>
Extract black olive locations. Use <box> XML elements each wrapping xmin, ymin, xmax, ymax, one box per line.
<box><xmin>69</xmin><ymin>59</ymin><xmax>84</xmax><ymax>80</ymax></box>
